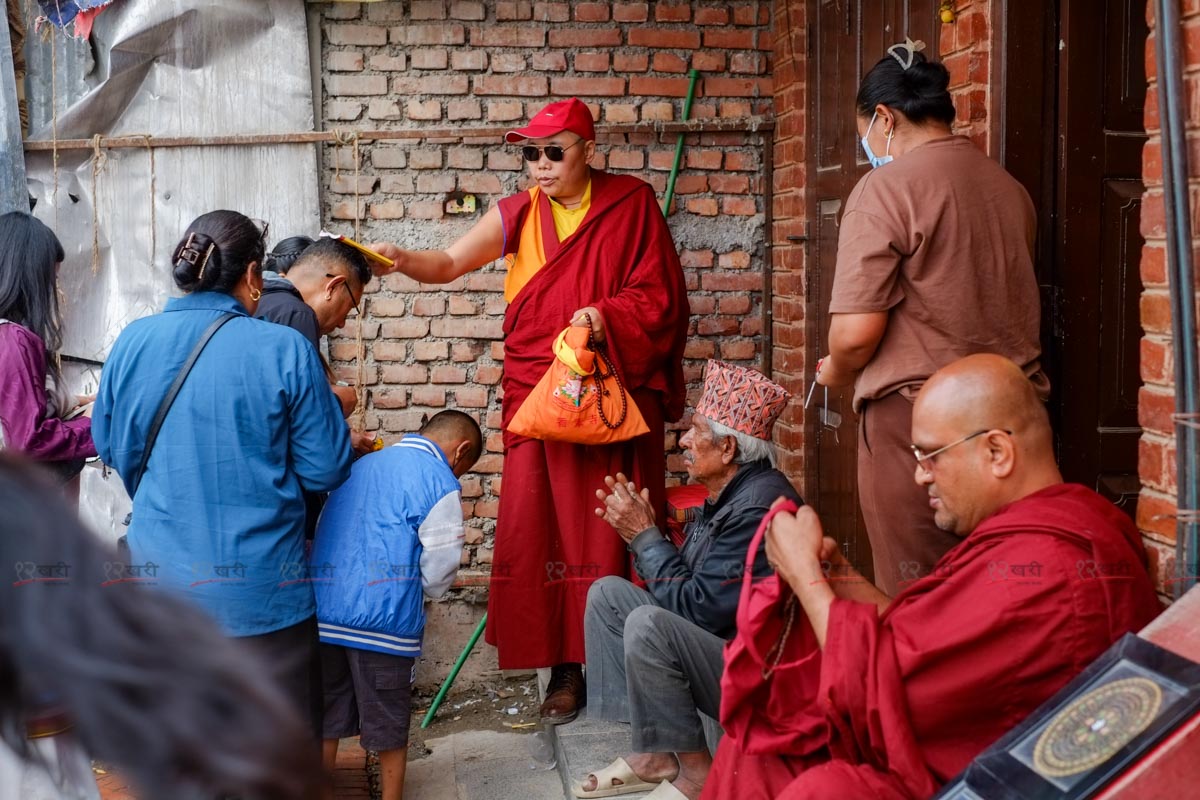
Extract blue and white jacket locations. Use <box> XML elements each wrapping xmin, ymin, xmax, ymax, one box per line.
<box><xmin>311</xmin><ymin>434</ymin><xmax>465</xmax><ymax>657</ymax></box>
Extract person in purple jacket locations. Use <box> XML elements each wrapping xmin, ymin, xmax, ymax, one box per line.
<box><xmin>0</xmin><ymin>212</ymin><xmax>95</xmax><ymax>486</ymax></box>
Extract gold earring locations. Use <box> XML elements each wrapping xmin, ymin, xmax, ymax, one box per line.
<box><xmin>250</xmin><ymin>287</ymin><xmax>262</xmax><ymax>302</ymax></box>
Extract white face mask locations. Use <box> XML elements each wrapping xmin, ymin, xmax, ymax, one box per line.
<box><xmin>861</xmin><ymin>112</ymin><xmax>894</xmax><ymax>169</ymax></box>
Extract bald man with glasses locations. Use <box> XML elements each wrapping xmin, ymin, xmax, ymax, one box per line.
<box><xmin>700</xmin><ymin>353</ymin><xmax>1161</xmax><ymax>799</ymax></box>
<box><xmin>371</xmin><ymin>97</ymin><xmax>689</xmax><ymax>724</ymax></box>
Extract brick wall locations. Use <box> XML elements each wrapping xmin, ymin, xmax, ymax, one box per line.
<box><xmin>768</xmin><ymin>2</ymin><xmax>807</xmax><ymax>481</ymax></box>
<box><xmin>319</xmin><ymin>1</ymin><xmax>774</xmax><ymax>582</ymax></box>
<box><xmin>937</xmin><ymin>0</ymin><xmax>994</xmax><ymax>153</ymax></box>
<box><xmin>1137</xmin><ymin>1</ymin><xmax>1200</xmax><ymax>596</ymax></box>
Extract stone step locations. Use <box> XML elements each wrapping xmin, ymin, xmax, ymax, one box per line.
<box><xmin>548</xmin><ymin>711</ymin><xmax>654</xmax><ymax>800</ymax></box>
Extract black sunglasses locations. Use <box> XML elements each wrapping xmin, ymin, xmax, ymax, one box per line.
<box><xmin>520</xmin><ymin>139</ymin><xmax>585</xmax><ymax>162</ymax></box>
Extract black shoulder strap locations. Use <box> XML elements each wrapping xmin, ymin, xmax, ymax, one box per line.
<box><xmin>129</xmin><ymin>311</ymin><xmax>237</xmax><ymax>497</ymax></box>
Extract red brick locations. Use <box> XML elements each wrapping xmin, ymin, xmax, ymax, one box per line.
<box><xmin>698</xmin><ymin>317</ymin><xmax>738</xmax><ymax>335</ymax></box>
<box><xmin>381</xmin><ymin>319</ymin><xmax>430</xmax><ymax>339</ymax></box>
<box><xmin>411</xmin><ymin>0</ymin><xmax>448</xmax><ymax>19</ymax></box>
<box><xmin>392</xmin><ymin>74</ymin><xmax>469</xmax><ymax>95</ymax></box>
<box><xmin>628</xmin><ymin>29</ymin><xmax>700</xmax><ymax>48</ymax></box>
<box><xmin>722</xmin><ymin>196</ymin><xmax>757</xmax><ymax>215</ymax></box>
<box><xmin>549</xmin><ymin>29</ymin><xmax>622</xmax><ymax>47</ymax></box>
<box><xmin>719</xmin><ymin>250</ymin><xmax>752</xmax><ymax>269</ymax></box>
<box><xmin>455</xmin><ymin>387</ymin><xmax>491</xmax><ymax>408</ymax></box>
<box><xmin>413</xmin><ymin>341</ymin><xmax>449</xmax><ymax>361</ymax></box>
<box><xmin>605</xmin><ymin>103</ymin><xmax>639</xmax><ymax>123</ymax></box>
<box><xmin>327</xmin><ymin>51</ymin><xmax>364</xmax><ymax>72</ymax></box>
<box><xmin>653</xmin><ymin>52</ymin><xmax>689</xmax><ymax>73</ymax></box>
<box><xmin>475</xmin><ymin>75</ymin><xmax>549</xmax><ymax>96</ymax></box>
<box><xmin>731</xmin><ymin>52</ymin><xmax>766</xmax><ymax>74</ymax></box>
<box><xmin>451</xmin><ymin>51</ymin><xmax>488</xmax><ymax>71</ymax></box>
<box><xmin>1141</xmin><ymin>290</ymin><xmax>1173</xmax><ymax>334</ymax></box>
<box><xmin>702</xmin><ymin>272</ymin><xmax>761</xmax><ymax>291</ymax></box>
<box><xmin>391</xmin><ymin>24</ymin><xmax>466</xmax><ymax>45</ymax></box>
<box><xmin>702</xmin><ymin>77</ymin><xmax>773</xmax><ymax>97</ymax></box>
<box><xmin>492</xmin><ymin>53</ymin><xmax>528</xmax><ymax>72</ymax></box>
<box><xmin>686</xmin><ymin>197</ymin><xmax>719</xmax><ymax>216</ymax></box>
<box><xmin>732</xmin><ymin>4</ymin><xmax>766</xmax><ymax>25</ymax></box>
<box><xmin>410</xmin><ymin>149</ymin><xmax>443</xmax><ymax>169</ymax></box>
<box><xmin>365</xmin><ymin>58</ymin><xmax>406</xmax><ymax>77</ymax></box>
<box><xmin>614</xmin><ymin>52</ymin><xmax>649</xmax><ymax>72</ymax></box>
<box><xmin>692</xmin><ymin>51</ymin><xmax>727</xmax><ymax>72</ymax></box>
<box><xmin>496</xmin><ymin>1</ymin><xmax>534</xmax><ymax>20</ymax></box>
<box><xmin>575</xmin><ymin>52</ymin><xmax>611</xmax><ymax>72</ymax></box>
<box><xmin>532</xmin><ymin>2</ymin><xmax>570</xmax><ymax>21</ymax></box>
<box><xmin>1138</xmin><ymin>386</ymin><xmax>1176</xmax><ymax>434</ymax></box>
<box><xmin>449</xmin><ymin>296</ymin><xmax>478</xmax><ymax>315</ymax></box>
<box><xmin>608</xmin><ymin>149</ymin><xmax>645</xmax><ymax>169</ymax></box>
<box><xmin>474</xmin><ymin>26</ymin><xmax>546</xmax><ymax>47</ymax></box>
<box><xmin>412</xmin><ymin>386</ymin><xmax>447</xmax><ymax>406</ymax></box>
<box><xmin>326</xmin><ymin>74</ymin><xmax>388</xmax><ymax>96</ymax></box>
<box><xmin>326</xmin><ymin>24</ymin><xmax>387</xmax><ymax>46</ymax></box>
<box><xmin>475</xmin><ymin>365</ymin><xmax>504</xmax><ymax>384</ymax></box>
<box><xmin>1141</xmin><ymin>337</ymin><xmax>1172</xmax><ymax>383</ymax></box>
<box><xmin>695</xmin><ymin>7</ymin><xmax>730</xmax><ymax>25</ymax></box>
<box><xmin>531</xmin><ymin>51</ymin><xmax>568</xmax><ymax>71</ymax></box>
<box><xmin>720</xmin><ymin>340</ymin><xmax>757</xmax><ymax>360</ymax></box>
<box><xmin>683</xmin><ymin>338</ymin><xmax>716</xmax><ymax>359</ymax></box>
<box><xmin>704</xmin><ymin>29</ymin><xmax>756</xmax><ymax>49</ymax></box>
<box><xmin>709</xmin><ymin>173</ymin><xmax>750</xmax><ymax>193</ymax></box>
<box><xmin>432</xmin><ymin>366</ymin><xmax>468</xmax><ymax>383</ymax></box>
<box><xmin>629</xmin><ymin>76</ymin><xmax>693</xmax><ymax>97</ymax></box>
<box><xmin>575</xmin><ymin>2</ymin><xmax>610</xmax><ymax>21</ymax></box>
<box><xmin>455</xmin><ymin>342</ymin><xmax>487</xmax><ymax>362</ymax></box>
<box><xmin>460</xmin><ymin>172</ymin><xmax>505</xmax><ymax>193</ymax></box>
<box><xmin>486</xmin><ymin>100</ymin><xmax>525</xmax><ymax>121</ymax></box>
<box><xmin>613</xmin><ymin>3</ymin><xmax>648</xmax><ymax>22</ymax></box>
<box><xmin>369</xmin><ymin>200</ymin><xmax>405</xmax><ymax>220</ymax></box>
<box><xmin>656</xmin><ymin>2</ymin><xmax>691</xmax><ymax>21</ymax></box>
<box><xmin>551</xmin><ymin>76</ymin><xmax>627</xmax><ymax>96</ymax></box>
<box><xmin>673</xmin><ymin>174</ymin><xmax>708</xmax><ymax>194</ymax></box>
<box><xmin>431</xmin><ymin>318</ymin><xmax>506</xmax><ymax>339</ymax></box>
<box><xmin>685</xmin><ymin>150</ymin><xmax>722</xmax><ymax>170</ymax></box>
<box><xmin>450</xmin><ymin>1</ymin><xmax>486</xmax><ymax>20</ymax></box>
<box><xmin>719</xmin><ymin>295</ymin><xmax>753</xmax><ymax>314</ymax></box>
<box><xmin>331</xmin><ymin>199</ymin><xmax>368</xmax><ymax>220</ymax></box>
<box><xmin>487</xmin><ymin>151</ymin><xmax>524</xmax><ymax>171</ymax></box>
<box><xmin>447</xmin><ymin>98</ymin><xmax>483</xmax><ymax>120</ymax></box>
<box><xmin>725</xmin><ymin>152</ymin><xmax>758</xmax><ymax>171</ymax></box>
<box><xmin>1137</xmin><ymin>490</ymin><xmax>1178</xmax><ymax>539</ymax></box>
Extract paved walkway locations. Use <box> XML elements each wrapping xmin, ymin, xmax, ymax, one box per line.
<box><xmin>95</xmin><ymin>730</ymin><xmax>563</xmax><ymax>800</ymax></box>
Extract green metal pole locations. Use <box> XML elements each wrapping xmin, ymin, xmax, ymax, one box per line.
<box><xmin>662</xmin><ymin>70</ymin><xmax>701</xmax><ymax>217</ymax></box>
<box><xmin>420</xmin><ymin>612</ymin><xmax>487</xmax><ymax>729</ymax></box>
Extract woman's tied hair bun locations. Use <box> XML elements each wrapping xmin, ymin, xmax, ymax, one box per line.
<box><xmin>172</xmin><ymin>231</ymin><xmax>220</xmax><ymax>291</ymax></box>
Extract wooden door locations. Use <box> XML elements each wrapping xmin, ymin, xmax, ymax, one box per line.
<box><xmin>1052</xmin><ymin>0</ymin><xmax>1148</xmax><ymax>513</ymax></box>
<box><xmin>805</xmin><ymin>0</ymin><xmax>940</xmax><ymax>579</ymax></box>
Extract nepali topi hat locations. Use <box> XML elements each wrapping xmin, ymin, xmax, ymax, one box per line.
<box><xmin>695</xmin><ymin>360</ymin><xmax>791</xmax><ymax>441</ymax></box>
<box><xmin>504</xmin><ymin>97</ymin><xmax>596</xmax><ymax>143</ymax></box>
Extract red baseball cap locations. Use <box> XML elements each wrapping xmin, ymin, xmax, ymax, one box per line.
<box><xmin>504</xmin><ymin>98</ymin><xmax>596</xmax><ymax>143</ymax></box>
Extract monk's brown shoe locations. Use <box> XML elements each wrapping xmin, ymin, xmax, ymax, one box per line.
<box><xmin>540</xmin><ymin>663</ymin><xmax>586</xmax><ymax>725</ymax></box>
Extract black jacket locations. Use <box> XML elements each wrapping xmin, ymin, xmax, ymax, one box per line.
<box><xmin>629</xmin><ymin>460</ymin><xmax>803</xmax><ymax>639</ymax></box>
<box><xmin>256</xmin><ymin>275</ymin><xmax>320</xmax><ymax>351</ymax></box>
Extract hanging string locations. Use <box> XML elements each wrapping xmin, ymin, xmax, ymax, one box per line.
<box><xmin>49</xmin><ymin>24</ymin><xmax>58</xmax><ymax>229</ymax></box>
<box><xmin>141</xmin><ymin>134</ymin><xmax>156</xmax><ymax>268</ymax></box>
<box><xmin>89</xmin><ymin>134</ymin><xmax>106</xmax><ymax>274</ymax></box>
<box><xmin>330</xmin><ymin>129</ymin><xmax>368</xmax><ymax>430</ymax></box>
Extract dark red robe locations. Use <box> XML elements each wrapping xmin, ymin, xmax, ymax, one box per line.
<box><xmin>704</xmin><ymin>484</ymin><xmax>1162</xmax><ymax>799</ymax></box>
<box><xmin>484</xmin><ymin>170</ymin><xmax>689</xmax><ymax>669</ymax></box>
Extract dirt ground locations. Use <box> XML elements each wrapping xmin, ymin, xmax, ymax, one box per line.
<box><xmin>408</xmin><ymin>671</ymin><xmax>542</xmax><ymax>759</ymax></box>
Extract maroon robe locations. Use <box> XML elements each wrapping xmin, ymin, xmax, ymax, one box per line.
<box><xmin>484</xmin><ymin>170</ymin><xmax>689</xmax><ymax>669</ymax></box>
<box><xmin>704</xmin><ymin>484</ymin><xmax>1162</xmax><ymax>799</ymax></box>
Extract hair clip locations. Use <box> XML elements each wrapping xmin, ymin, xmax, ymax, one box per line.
<box><xmin>887</xmin><ymin>37</ymin><xmax>926</xmax><ymax>70</ymax></box>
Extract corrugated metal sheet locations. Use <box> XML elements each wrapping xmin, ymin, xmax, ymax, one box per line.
<box><xmin>20</xmin><ymin>0</ymin><xmax>322</xmax><ymax>542</ymax></box>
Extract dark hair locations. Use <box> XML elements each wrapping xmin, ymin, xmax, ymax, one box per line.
<box><xmin>171</xmin><ymin>210</ymin><xmax>267</xmax><ymax>294</ymax></box>
<box><xmin>0</xmin><ymin>211</ymin><xmax>66</xmax><ymax>352</ymax></box>
<box><xmin>0</xmin><ymin>454</ymin><xmax>319</xmax><ymax>798</ymax></box>
<box><xmin>420</xmin><ymin>409</ymin><xmax>484</xmax><ymax>465</ymax></box>
<box><xmin>265</xmin><ymin>235</ymin><xmax>316</xmax><ymax>275</ymax></box>
<box><xmin>291</xmin><ymin>238</ymin><xmax>371</xmax><ymax>287</ymax></box>
<box><xmin>855</xmin><ymin>50</ymin><xmax>956</xmax><ymax>126</ymax></box>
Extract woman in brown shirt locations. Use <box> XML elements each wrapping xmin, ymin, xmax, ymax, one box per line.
<box><xmin>818</xmin><ymin>42</ymin><xmax>1046</xmax><ymax>595</ymax></box>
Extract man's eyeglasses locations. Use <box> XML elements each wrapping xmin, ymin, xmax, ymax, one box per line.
<box><xmin>326</xmin><ymin>273</ymin><xmax>360</xmax><ymax>312</ymax></box>
<box><xmin>910</xmin><ymin>429</ymin><xmax>1013</xmax><ymax>470</ymax></box>
<box><xmin>520</xmin><ymin>139</ymin><xmax>585</xmax><ymax>162</ymax></box>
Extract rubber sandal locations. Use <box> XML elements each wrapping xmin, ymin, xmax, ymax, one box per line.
<box><xmin>572</xmin><ymin>757</ymin><xmax>659</xmax><ymax>798</ymax></box>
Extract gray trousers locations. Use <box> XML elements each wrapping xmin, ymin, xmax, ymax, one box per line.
<box><xmin>584</xmin><ymin>576</ymin><xmax>725</xmax><ymax>754</ymax></box>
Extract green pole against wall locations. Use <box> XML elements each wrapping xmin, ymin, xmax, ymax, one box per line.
<box><xmin>421</xmin><ymin>612</ymin><xmax>487</xmax><ymax>729</ymax></box>
<box><xmin>661</xmin><ymin>70</ymin><xmax>701</xmax><ymax>217</ymax></box>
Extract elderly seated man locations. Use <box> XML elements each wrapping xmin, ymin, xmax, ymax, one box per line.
<box><xmin>574</xmin><ymin>360</ymin><xmax>802</xmax><ymax>800</ymax></box>
<box><xmin>700</xmin><ymin>354</ymin><xmax>1162</xmax><ymax>800</ymax></box>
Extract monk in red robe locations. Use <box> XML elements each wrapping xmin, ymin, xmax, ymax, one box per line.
<box><xmin>702</xmin><ymin>354</ymin><xmax>1161</xmax><ymax>799</ymax></box>
<box><xmin>372</xmin><ymin>98</ymin><xmax>688</xmax><ymax>723</ymax></box>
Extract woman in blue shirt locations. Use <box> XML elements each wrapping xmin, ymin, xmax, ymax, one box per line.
<box><xmin>93</xmin><ymin>210</ymin><xmax>353</xmax><ymax>731</ymax></box>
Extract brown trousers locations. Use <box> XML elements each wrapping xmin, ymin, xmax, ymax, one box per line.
<box><xmin>857</xmin><ymin>392</ymin><xmax>960</xmax><ymax>596</ymax></box>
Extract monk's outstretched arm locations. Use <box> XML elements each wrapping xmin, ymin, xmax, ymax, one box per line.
<box><xmin>370</xmin><ymin>205</ymin><xmax>504</xmax><ymax>284</ymax></box>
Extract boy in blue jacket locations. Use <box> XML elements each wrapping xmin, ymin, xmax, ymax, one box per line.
<box><xmin>311</xmin><ymin>410</ymin><xmax>482</xmax><ymax>800</ymax></box>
